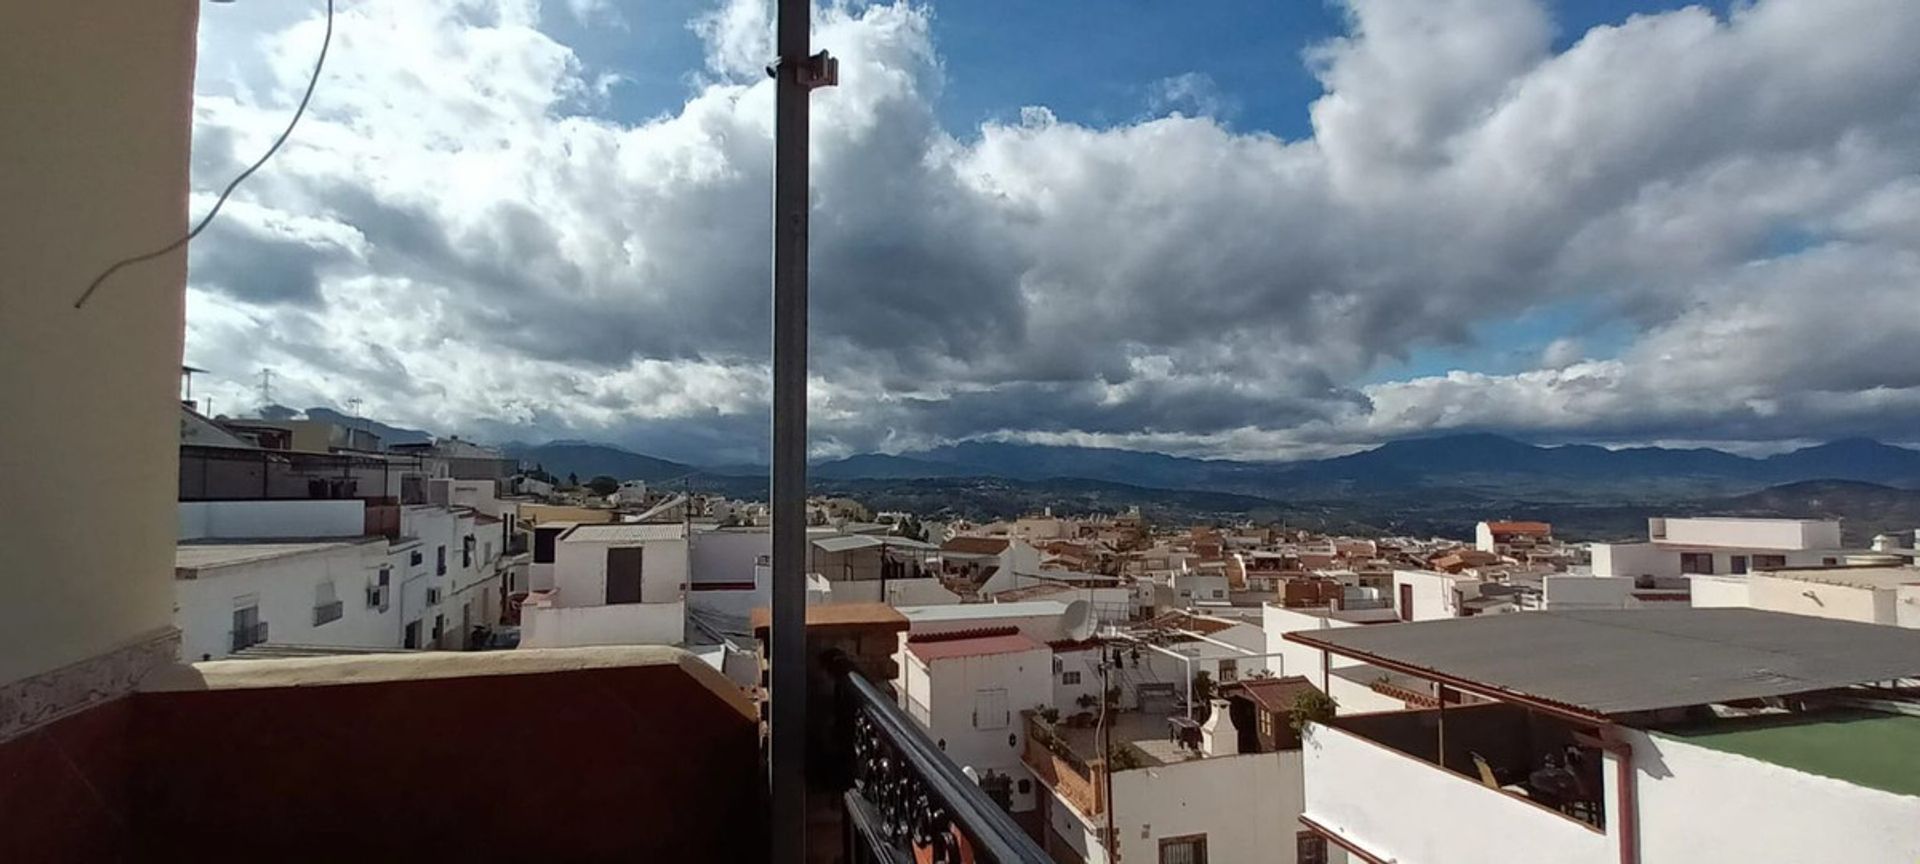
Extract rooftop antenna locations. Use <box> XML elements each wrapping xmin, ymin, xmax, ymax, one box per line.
<box><xmin>257</xmin><ymin>367</ymin><xmax>275</xmax><ymax>408</ymax></box>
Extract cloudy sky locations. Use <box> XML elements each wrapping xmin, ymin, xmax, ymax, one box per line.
<box><xmin>183</xmin><ymin>0</ymin><xmax>1920</xmax><ymax>464</ymax></box>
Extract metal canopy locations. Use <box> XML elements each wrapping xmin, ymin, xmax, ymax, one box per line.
<box><xmin>1286</xmin><ymin>608</ymin><xmax>1920</xmax><ymax>718</ymax></box>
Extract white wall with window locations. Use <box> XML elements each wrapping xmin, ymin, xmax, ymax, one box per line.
<box><xmin>894</xmin><ymin>640</ymin><xmax>1052</xmax><ymax>813</ymax></box>
<box><xmin>174</xmin><ymin>539</ymin><xmax>397</xmax><ymax>660</ymax></box>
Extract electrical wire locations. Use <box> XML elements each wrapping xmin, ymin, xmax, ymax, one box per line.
<box><xmin>73</xmin><ymin>0</ymin><xmax>335</xmax><ymax>310</ymax></box>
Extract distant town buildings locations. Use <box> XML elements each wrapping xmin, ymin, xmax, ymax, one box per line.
<box><xmin>162</xmin><ymin>406</ymin><xmax>1920</xmax><ymax>862</ymax></box>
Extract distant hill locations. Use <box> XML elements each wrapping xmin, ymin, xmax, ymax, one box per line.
<box><xmin>810</xmin><ymin>434</ymin><xmax>1920</xmax><ymax>501</ymax></box>
<box><xmin>501</xmin><ymin>440</ymin><xmax>700</xmax><ymax>483</ymax></box>
<box><xmin>451</xmin><ymin>429</ymin><xmax>1920</xmax><ymax>520</ymax></box>
<box><xmin>807</xmin><ymin>475</ymin><xmax>1304</xmax><ymax>526</ymax></box>
<box><xmin>812</xmin><ymin>453</ymin><xmax>979</xmax><ymax>479</ymax></box>
<box><xmin>247</xmin><ymin>406</ymin><xmax>435</xmax><ymax>447</ymax></box>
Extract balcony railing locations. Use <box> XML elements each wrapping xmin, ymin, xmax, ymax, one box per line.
<box><xmin>230</xmin><ymin>621</ymin><xmax>268</xmax><ymax>653</ymax></box>
<box><xmin>833</xmin><ymin>659</ymin><xmax>1049</xmax><ymax>863</ymax></box>
<box><xmin>313</xmin><ymin>600</ymin><xmax>344</xmax><ymax>626</ymax></box>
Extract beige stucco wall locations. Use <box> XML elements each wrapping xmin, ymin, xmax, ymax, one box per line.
<box><xmin>0</xmin><ymin>0</ymin><xmax>198</xmax><ymax>685</ymax></box>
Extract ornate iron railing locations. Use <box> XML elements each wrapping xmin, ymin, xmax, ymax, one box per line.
<box><xmin>836</xmin><ymin>665</ymin><xmax>1049</xmax><ymax>864</ymax></box>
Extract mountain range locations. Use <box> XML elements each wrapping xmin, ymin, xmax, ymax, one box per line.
<box><xmin>809</xmin><ymin>434</ymin><xmax>1920</xmax><ymax>496</ymax></box>
<box><xmin>500</xmin><ymin>432</ymin><xmax>1920</xmax><ymax>504</ymax></box>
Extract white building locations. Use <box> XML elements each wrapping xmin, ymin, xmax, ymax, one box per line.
<box><xmin>1591</xmin><ymin>517</ymin><xmax>1844</xmax><ymax>581</ymax></box>
<box><xmin>1172</xmin><ymin>566</ymin><xmax>1230</xmax><ymax>606</ymax></box>
<box><xmin>610</xmin><ymin>479</ymin><xmax>648</xmax><ymax>505</ymax></box>
<box><xmin>175</xmin><ymin>498</ymin><xmax>505</xmax><ymax>659</ymax></box>
<box><xmin>1475</xmin><ymin>520</ymin><xmax>1552</xmax><ymax>554</ymax></box>
<box><xmin>1289</xmin><ymin>609</ymin><xmax>1920</xmax><ymax>864</ymax></box>
<box><xmin>896</xmin><ymin>630</ymin><xmax>1053</xmax><ymax>813</ymax></box>
<box><xmin>1026</xmin><ymin>669</ymin><xmax>1322</xmax><ymax>864</ymax></box>
<box><xmin>1692</xmin><ymin>565</ymin><xmax>1920</xmax><ymax>628</ymax></box>
<box><xmin>521</xmin><ymin>522</ymin><xmax>688</xmax><ymax>648</ymax></box>
<box><xmin>1391</xmin><ymin>568</ymin><xmax>1486</xmax><ymax>621</ymax></box>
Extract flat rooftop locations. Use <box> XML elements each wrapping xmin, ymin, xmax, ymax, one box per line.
<box><xmin>1055</xmin><ymin>711</ymin><xmax>1198</xmax><ymax>769</ymax></box>
<box><xmin>1756</xmin><ymin>566</ymin><xmax>1920</xmax><ymax>591</ymax></box>
<box><xmin>176</xmin><ymin>538</ymin><xmax>380</xmax><ymax>573</ymax></box>
<box><xmin>1656</xmin><ymin>710</ymin><xmax>1920</xmax><ymax>798</ymax></box>
<box><xmin>1286</xmin><ymin>608</ymin><xmax>1920</xmax><ymax>719</ymax></box>
<box><xmin>896</xmin><ymin>601</ymin><xmax>1069</xmax><ymax>622</ymax></box>
<box><xmin>561</xmin><ymin>523</ymin><xmax>685</xmax><ymax>543</ymax></box>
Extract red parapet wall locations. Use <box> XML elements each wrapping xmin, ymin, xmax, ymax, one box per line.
<box><xmin>2</xmin><ymin>659</ymin><xmax>761</xmax><ymax>863</ymax></box>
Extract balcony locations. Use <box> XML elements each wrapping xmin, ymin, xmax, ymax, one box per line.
<box><xmin>229</xmin><ymin>621</ymin><xmax>268</xmax><ymax>653</ymax></box>
<box><xmin>835</xmin><ymin>663</ymin><xmax>1050</xmax><ymax>863</ymax></box>
<box><xmin>311</xmin><ymin>600</ymin><xmax>343</xmax><ymax>627</ymax></box>
<box><xmin>1302</xmin><ymin>704</ymin><xmax>1616</xmax><ymax>864</ymax></box>
<box><xmin>7</xmin><ymin>646</ymin><xmax>760</xmax><ymax>862</ymax></box>
<box><xmin>751</xmin><ymin>602</ymin><xmax>1050</xmax><ymax>864</ymax></box>
<box><xmin>1020</xmin><ymin>711</ymin><xmax>1106</xmax><ymax>816</ymax></box>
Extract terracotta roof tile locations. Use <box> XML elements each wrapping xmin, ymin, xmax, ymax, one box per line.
<box><xmin>907</xmin><ymin>632</ymin><xmax>1044</xmax><ymax>663</ymax></box>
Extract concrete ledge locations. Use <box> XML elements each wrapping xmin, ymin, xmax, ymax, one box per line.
<box><xmin>138</xmin><ymin>645</ymin><xmax>754</xmax><ymax>719</ymax></box>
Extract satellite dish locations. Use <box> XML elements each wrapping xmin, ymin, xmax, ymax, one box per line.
<box><xmin>1062</xmin><ymin>600</ymin><xmax>1096</xmax><ymax>642</ymax></box>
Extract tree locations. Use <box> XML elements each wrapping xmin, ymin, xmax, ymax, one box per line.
<box><xmin>586</xmin><ymin>475</ymin><xmax>620</xmax><ymax>496</ymax></box>
<box><xmin>1287</xmin><ymin>689</ymin><xmax>1338</xmax><ymax>734</ymax></box>
<box><xmin>1191</xmin><ymin>670</ymin><xmax>1215</xmax><ymax>705</ymax></box>
<box><xmin>566</xmin><ymin>472</ymin><xmax>579</xmax><ymax>488</ymax></box>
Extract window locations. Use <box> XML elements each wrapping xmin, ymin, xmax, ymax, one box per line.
<box><xmin>1822</xmin><ymin>557</ymin><xmax>1839</xmax><ymax>566</ymax></box>
<box><xmin>1159</xmin><ymin>834</ymin><xmax>1207</xmax><ymax>864</ymax></box>
<box><xmin>1730</xmin><ymin>555</ymin><xmax>1748</xmax><ymax>575</ymax></box>
<box><xmin>1679</xmin><ymin>552</ymin><xmax>1714</xmax><ymax>575</ymax></box>
<box><xmin>533</xmin><ymin>527</ymin><xmax>560</xmax><ymax>564</ymax></box>
<box><xmin>1061</xmin><ymin>670</ymin><xmax>1082</xmax><ymax>685</ymax></box>
<box><xmin>1296</xmin><ymin>832</ymin><xmax>1328</xmax><ymax>864</ymax></box>
<box><xmin>313</xmin><ymin>581</ymin><xmax>343</xmax><ymax>626</ymax></box>
<box><xmin>410</xmin><ymin>549</ymin><xmax>423</xmax><ymax>567</ymax></box>
<box><xmin>1754</xmin><ymin>554</ymin><xmax>1788</xmax><ymax>570</ymax></box>
<box><xmin>1259</xmin><ymin>710</ymin><xmax>1274</xmax><ymax>741</ymax></box>
<box><xmin>431</xmin><ymin>614</ymin><xmax>445</xmax><ymax>644</ymax></box>
<box><xmin>606</xmin><ymin>547</ymin><xmax>644</xmax><ymax>604</ymax></box>
<box><xmin>972</xmin><ymin>688</ymin><xmax>1009</xmax><ymax>730</ymax></box>
<box><xmin>230</xmin><ymin>605</ymin><xmax>265</xmax><ymax>654</ymax></box>
<box><xmin>1217</xmin><ymin>659</ymin><xmax>1238</xmax><ymax>682</ymax></box>
<box><xmin>436</xmin><ymin>545</ymin><xmax>447</xmax><ymax>576</ymax></box>
<box><xmin>483</xmin><ymin>541</ymin><xmax>493</xmax><ymax>564</ymax></box>
<box><xmin>462</xmin><ymin>535</ymin><xmax>474</xmax><ymax>568</ymax></box>
<box><xmin>370</xmin><ymin>568</ymin><xmax>392</xmax><ymax>611</ymax></box>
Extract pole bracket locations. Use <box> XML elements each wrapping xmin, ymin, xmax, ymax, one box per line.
<box><xmin>766</xmin><ymin>50</ymin><xmax>839</xmax><ymax>90</ymax></box>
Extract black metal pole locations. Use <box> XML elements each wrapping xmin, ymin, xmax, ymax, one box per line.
<box><xmin>769</xmin><ymin>0</ymin><xmax>813</xmax><ymax>860</ymax></box>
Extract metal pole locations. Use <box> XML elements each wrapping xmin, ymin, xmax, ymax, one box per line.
<box><xmin>769</xmin><ymin>0</ymin><xmax>823</xmax><ymax>859</ymax></box>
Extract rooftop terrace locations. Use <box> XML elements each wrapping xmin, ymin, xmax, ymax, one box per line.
<box><xmin>1656</xmin><ymin>709</ymin><xmax>1920</xmax><ymax>798</ymax></box>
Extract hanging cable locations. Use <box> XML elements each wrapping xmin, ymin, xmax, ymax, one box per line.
<box><xmin>74</xmin><ymin>0</ymin><xmax>335</xmax><ymax>310</ymax></box>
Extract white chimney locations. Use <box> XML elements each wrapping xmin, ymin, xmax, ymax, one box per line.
<box><xmin>1199</xmin><ymin>698</ymin><xmax>1238</xmax><ymax>757</ymax></box>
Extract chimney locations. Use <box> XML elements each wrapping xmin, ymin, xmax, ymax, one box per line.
<box><xmin>1199</xmin><ymin>698</ymin><xmax>1238</xmax><ymax>757</ymax></box>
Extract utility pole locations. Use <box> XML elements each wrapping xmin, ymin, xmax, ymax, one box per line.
<box><xmin>1099</xmin><ymin>650</ymin><xmax>1118</xmax><ymax>862</ymax></box>
<box><xmin>767</xmin><ymin>1</ymin><xmax>836</xmax><ymax>862</ymax></box>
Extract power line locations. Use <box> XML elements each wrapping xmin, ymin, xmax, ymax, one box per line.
<box><xmin>73</xmin><ymin>0</ymin><xmax>335</xmax><ymax>310</ymax></box>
